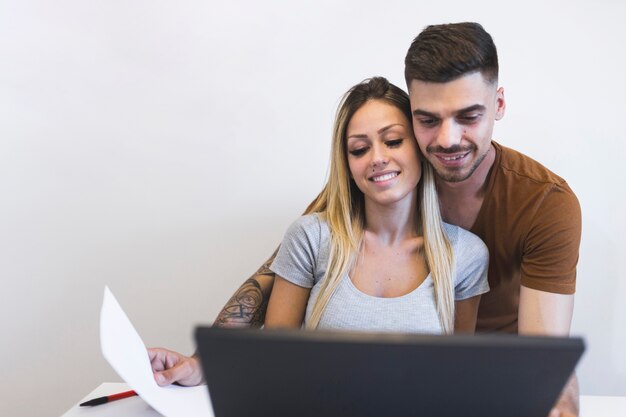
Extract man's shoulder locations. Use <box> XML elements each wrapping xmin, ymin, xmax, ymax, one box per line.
<box><xmin>493</xmin><ymin>141</ymin><xmax>569</xmax><ymax>188</ymax></box>
<box><xmin>487</xmin><ymin>141</ymin><xmax>580</xmax><ymax>233</ymax></box>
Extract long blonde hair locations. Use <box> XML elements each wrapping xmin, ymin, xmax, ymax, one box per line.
<box><xmin>301</xmin><ymin>77</ymin><xmax>455</xmax><ymax>333</ymax></box>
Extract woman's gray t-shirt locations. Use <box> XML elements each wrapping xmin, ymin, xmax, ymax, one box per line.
<box><xmin>270</xmin><ymin>213</ymin><xmax>489</xmax><ymax>334</ymax></box>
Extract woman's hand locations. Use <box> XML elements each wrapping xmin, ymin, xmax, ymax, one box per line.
<box><xmin>147</xmin><ymin>347</ymin><xmax>204</xmax><ymax>386</ymax></box>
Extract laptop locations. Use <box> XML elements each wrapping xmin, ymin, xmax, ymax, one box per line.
<box><xmin>195</xmin><ymin>327</ymin><xmax>584</xmax><ymax>417</ymax></box>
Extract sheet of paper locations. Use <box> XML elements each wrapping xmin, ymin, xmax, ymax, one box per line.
<box><xmin>100</xmin><ymin>286</ymin><xmax>214</xmax><ymax>417</ymax></box>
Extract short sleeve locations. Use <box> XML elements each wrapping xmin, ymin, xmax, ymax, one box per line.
<box><xmin>521</xmin><ymin>184</ymin><xmax>581</xmax><ymax>294</ymax></box>
<box><xmin>451</xmin><ymin>227</ymin><xmax>490</xmax><ymax>300</ymax></box>
<box><xmin>269</xmin><ymin>214</ymin><xmax>323</xmax><ymax>289</ymax></box>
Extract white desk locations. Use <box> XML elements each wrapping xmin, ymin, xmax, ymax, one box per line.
<box><xmin>61</xmin><ymin>383</ymin><xmax>160</xmax><ymax>417</ymax></box>
<box><xmin>63</xmin><ymin>383</ymin><xmax>626</xmax><ymax>417</ymax></box>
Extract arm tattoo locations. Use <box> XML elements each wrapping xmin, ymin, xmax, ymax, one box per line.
<box><xmin>213</xmin><ymin>248</ymin><xmax>278</xmax><ymax>328</ymax></box>
<box><xmin>213</xmin><ymin>278</ymin><xmax>267</xmax><ymax>328</ymax></box>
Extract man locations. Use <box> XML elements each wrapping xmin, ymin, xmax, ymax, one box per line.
<box><xmin>403</xmin><ymin>23</ymin><xmax>580</xmax><ymax>417</ymax></box>
<box><xmin>149</xmin><ymin>22</ymin><xmax>581</xmax><ymax>417</ymax></box>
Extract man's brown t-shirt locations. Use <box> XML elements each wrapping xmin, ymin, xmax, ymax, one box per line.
<box><xmin>472</xmin><ymin>142</ymin><xmax>581</xmax><ymax>333</ymax></box>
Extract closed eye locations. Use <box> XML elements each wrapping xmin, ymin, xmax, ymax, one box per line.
<box><xmin>385</xmin><ymin>139</ymin><xmax>403</xmax><ymax>148</ymax></box>
<box><xmin>458</xmin><ymin>114</ymin><xmax>481</xmax><ymax>124</ymax></box>
<box><xmin>348</xmin><ymin>147</ymin><xmax>369</xmax><ymax>157</ymax></box>
<box><xmin>416</xmin><ymin>117</ymin><xmax>439</xmax><ymax>128</ymax></box>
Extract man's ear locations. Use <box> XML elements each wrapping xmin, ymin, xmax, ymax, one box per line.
<box><xmin>495</xmin><ymin>87</ymin><xmax>506</xmax><ymax>121</ymax></box>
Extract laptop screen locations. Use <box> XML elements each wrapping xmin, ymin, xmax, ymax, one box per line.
<box><xmin>195</xmin><ymin>327</ymin><xmax>584</xmax><ymax>417</ymax></box>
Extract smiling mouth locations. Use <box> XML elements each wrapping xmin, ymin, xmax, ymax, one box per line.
<box><xmin>370</xmin><ymin>172</ymin><xmax>399</xmax><ymax>182</ymax></box>
<box><xmin>439</xmin><ymin>152</ymin><xmax>469</xmax><ymax>161</ymax></box>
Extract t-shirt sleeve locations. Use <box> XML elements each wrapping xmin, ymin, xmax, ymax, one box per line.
<box><xmin>269</xmin><ymin>215</ymin><xmax>322</xmax><ymax>289</ymax></box>
<box><xmin>521</xmin><ymin>184</ymin><xmax>581</xmax><ymax>294</ymax></box>
<box><xmin>453</xmin><ymin>228</ymin><xmax>490</xmax><ymax>300</ymax></box>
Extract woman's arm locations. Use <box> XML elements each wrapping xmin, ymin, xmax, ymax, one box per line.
<box><xmin>265</xmin><ymin>275</ymin><xmax>311</xmax><ymax>328</ymax></box>
<box><xmin>213</xmin><ymin>251</ymin><xmax>277</xmax><ymax>328</ymax></box>
<box><xmin>454</xmin><ymin>294</ymin><xmax>482</xmax><ymax>334</ymax></box>
<box><xmin>148</xmin><ymin>253</ymin><xmax>278</xmax><ymax>386</ymax></box>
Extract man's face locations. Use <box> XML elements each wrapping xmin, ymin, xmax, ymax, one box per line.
<box><xmin>408</xmin><ymin>72</ymin><xmax>505</xmax><ymax>183</ymax></box>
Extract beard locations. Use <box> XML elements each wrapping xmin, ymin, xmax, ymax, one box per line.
<box><xmin>425</xmin><ymin>144</ymin><xmax>489</xmax><ymax>183</ymax></box>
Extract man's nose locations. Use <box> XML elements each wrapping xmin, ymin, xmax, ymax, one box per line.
<box><xmin>436</xmin><ymin>120</ymin><xmax>463</xmax><ymax>149</ymax></box>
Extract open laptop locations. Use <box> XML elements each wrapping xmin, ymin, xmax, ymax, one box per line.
<box><xmin>195</xmin><ymin>327</ymin><xmax>584</xmax><ymax>417</ymax></box>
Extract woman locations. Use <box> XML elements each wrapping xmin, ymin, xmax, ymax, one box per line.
<box><xmin>265</xmin><ymin>77</ymin><xmax>488</xmax><ymax>334</ymax></box>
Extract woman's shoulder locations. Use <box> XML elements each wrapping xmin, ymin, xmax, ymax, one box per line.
<box><xmin>284</xmin><ymin>213</ymin><xmax>330</xmax><ymax>242</ymax></box>
<box><xmin>442</xmin><ymin>223</ymin><xmax>490</xmax><ymax>296</ymax></box>
<box><xmin>442</xmin><ymin>222</ymin><xmax>489</xmax><ymax>261</ymax></box>
<box><xmin>289</xmin><ymin>213</ymin><xmax>328</xmax><ymax>230</ymax></box>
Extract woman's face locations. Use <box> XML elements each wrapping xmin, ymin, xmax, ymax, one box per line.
<box><xmin>345</xmin><ymin>99</ymin><xmax>421</xmax><ymax>209</ymax></box>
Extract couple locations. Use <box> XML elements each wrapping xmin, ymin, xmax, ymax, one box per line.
<box><xmin>149</xmin><ymin>22</ymin><xmax>581</xmax><ymax>416</ymax></box>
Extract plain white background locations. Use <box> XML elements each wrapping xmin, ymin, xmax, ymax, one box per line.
<box><xmin>1</xmin><ymin>1</ymin><xmax>625</xmax><ymax>416</ymax></box>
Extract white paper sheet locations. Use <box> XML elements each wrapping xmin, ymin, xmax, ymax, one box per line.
<box><xmin>100</xmin><ymin>286</ymin><xmax>214</xmax><ymax>417</ymax></box>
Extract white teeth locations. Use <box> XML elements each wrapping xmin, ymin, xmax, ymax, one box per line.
<box><xmin>441</xmin><ymin>154</ymin><xmax>466</xmax><ymax>161</ymax></box>
<box><xmin>371</xmin><ymin>172</ymin><xmax>398</xmax><ymax>182</ymax></box>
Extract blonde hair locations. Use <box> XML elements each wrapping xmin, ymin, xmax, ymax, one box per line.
<box><xmin>302</xmin><ymin>77</ymin><xmax>455</xmax><ymax>333</ymax></box>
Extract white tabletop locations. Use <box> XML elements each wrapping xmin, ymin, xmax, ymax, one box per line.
<box><xmin>61</xmin><ymin>383</ymin><xmax>160</xmax><ymax>417</ymax></box>
<box><xmin>63</xmin><ymin>383</ymin><xmax>626</xmax><ymax>417</ymax></box>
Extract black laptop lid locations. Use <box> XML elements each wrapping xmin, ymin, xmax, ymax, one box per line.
<box><xmin>195</xmin><ymin>328</ymin><xmax>584</xmax><ymax>417</ymax></box>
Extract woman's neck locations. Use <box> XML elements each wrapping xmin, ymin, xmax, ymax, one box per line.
<box><xmin>363</xmin><ymin>194</ymin><xmax>420</xmax><ymax>245</ymax></box>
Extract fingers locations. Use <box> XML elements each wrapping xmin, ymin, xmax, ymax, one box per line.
<box><xmin>548</xmin><ymin>407</ymin><xmax>577</xmax><ymax>417</ymax></box>
<box><xmin>154</xmin><ymin>366</ymin><xmax>181</xmax><ymax>386</ymax></box>
<box><xmin>147</xmin><ymin>347</ymin><xmax>185</xmax><ymax>385</ymax></box>
<box><xmin>147</xmin><ymin>348</ymin><xmax>178</xmax><ymax>373</ymax></box>
<box><xmin>147</xmin><ymin>347</ymin><xmax>172</xmax><ymax>364</ymax></box>
<box><xmin>153</xmin><ymin>358</ymin><xmax>201</xmax><ymax>386</ymax></box>
<box><xmin>147</xmin><ymin>347</ymin><xmax>159</xmax><ymax>360</ymax></box>
<box><xmin>147</xmin><ymin>348</ymin><xmax>203</xmax><ymax>387</ymax></box>
<box><xmin>153</xmin><ymin>359</ymin><xmax>186</xmax><ymax>386</ymax></box>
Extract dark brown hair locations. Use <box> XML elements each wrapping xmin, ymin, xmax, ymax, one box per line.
<box><xmin>404</xmin><ymin>22</ymin><xmax>498</xmax><ymax>85</ymax></box>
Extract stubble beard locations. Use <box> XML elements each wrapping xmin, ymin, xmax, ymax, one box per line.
<box><xmin>427</xmin><ymin>145</ymin><xmax>489</xmax><ymax>183</ymax></box>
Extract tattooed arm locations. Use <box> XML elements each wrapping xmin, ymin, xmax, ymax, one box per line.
<box><xmin>148</xmin><ymin>251</ymin><xmax>277</xmax><ymax>386</ymax></box>
<box><xmin>213</xmin><ymin>251</ymin><xmax>277</xmax><ymax>328</ymax></box>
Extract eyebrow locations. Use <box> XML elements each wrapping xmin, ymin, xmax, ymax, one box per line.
<box><xmin>347</xmin><ymin>123</ymin><xmax>405</xmax><ymax>140</ymax></box>
<box><xmin>412</xmin><ymin>104</ymin><xmax>486</xmax><ymax>118</ymax></box>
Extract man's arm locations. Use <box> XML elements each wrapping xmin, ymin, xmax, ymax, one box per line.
<box><xmin>518</xmin><ymin>286</ymin><xmax>574</xmax><ymax>336</ymax></box>
<box><xmin>518</xmin><ymin>285</ymin><xmax>578</xmax><ymax>417</ymax></box>
<box><xmin>516</xmin><ymin>182</ymin><xmax>581</xmax><ymax>416</ymax></box>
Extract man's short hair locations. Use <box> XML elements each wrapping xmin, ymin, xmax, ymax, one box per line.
<box><xmin>404</xmin><ymin>22</ymin><xmax>499</xmax><ymax>85</ymax></box>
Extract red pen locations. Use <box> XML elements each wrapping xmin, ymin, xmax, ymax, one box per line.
<box><xmin>79</xmin><ymin>389</ymin><xmax>138</xmax><ymax>406</ymax></box>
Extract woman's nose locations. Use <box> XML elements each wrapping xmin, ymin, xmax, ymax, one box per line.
<box><xmin>371</xmin><ymin>145</ymin><xmax>389</xmax><ymax>168</ymax></box>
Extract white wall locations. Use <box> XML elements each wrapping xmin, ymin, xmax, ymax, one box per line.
<box><xmin>1</xmin><ymin>1</ymin><xmax>624</xmax><ymax>416</ymax></box>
